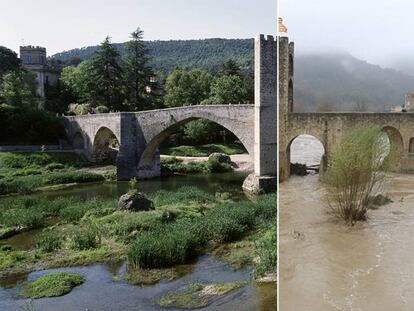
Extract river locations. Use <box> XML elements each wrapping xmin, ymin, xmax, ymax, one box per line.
<box><xmin>0</xmin><ymin>172</ymin><xmax>276</xmax><ymax>311</ymax></box>
<box><xmin>281</xmin><ymin>135</ymin><xmax>414</xmax><ymax>310</ymax></box>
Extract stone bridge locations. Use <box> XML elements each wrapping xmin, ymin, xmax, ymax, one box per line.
<box><xmin>63</xmin><ymin>105</ymin><xmax>255</xmax><ymax>179</ymax></box>
<box><xmin>279</xmin><ymin>36</ymin><xmax>414</xmax><ymax>180</ymax></box>
<box><xmin>62</xmin><ymin>34</ymin><xmax>278</xmax><ymax>192</ymax></box>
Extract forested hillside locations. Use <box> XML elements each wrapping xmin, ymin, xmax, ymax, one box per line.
<box><xmin>53</xmin><ymin>39</ymin><xmax>254</xmax><ymax>74</ymax></box>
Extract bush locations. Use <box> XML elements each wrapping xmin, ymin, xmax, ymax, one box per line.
<box><xmin>36</xmin><ymin>230</ymin><xmax>64</xmax><ymax>252</ymax></box>
<box><xmin>0</xmin><ymin>105</ymin><xmax>66</xmax><ymax>145</ymax></box>
<box><xmin>323</xmin><ymin>125</ymin><xmax>394</xmax><ymax>224</ymax></box>
<box><xmin>45</xmin><ymin>163</ymin><xmax>65</xmax><ymax>171</ymax></box>
<box><xmin>43</xmin><ymin>171</ymin><xmax>105</xmax><ymax>185</ymax></box>
<box><xmin>205</xmin><ymin>157</ymin><xmax>232</xmax><ymax>173</ymax></box>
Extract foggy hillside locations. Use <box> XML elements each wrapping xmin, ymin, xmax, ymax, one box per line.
<box><xmin>294</xmin><ymin>52</ymin><xmax>414</xmax><ymax>112</ymax></box>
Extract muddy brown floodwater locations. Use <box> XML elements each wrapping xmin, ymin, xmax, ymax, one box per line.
<box><xmin>281</xmin><ymin>135</ymin><xmax>414</xmax><ymax>310</ymax></box>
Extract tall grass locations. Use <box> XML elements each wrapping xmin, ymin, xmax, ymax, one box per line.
<box><xmin>0</xmin><ymin>152</ymin><xmax>104</xmax><ymax>195</ymax></box>
<box><xmin>127</xmin><ymin>194</ymin><xmax>276</xmax><ymax>269</ymax></box>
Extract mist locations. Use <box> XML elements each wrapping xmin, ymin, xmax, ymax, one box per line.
<box><xmin>280</xmin><ymin>0</ymin><xmax>414</xmax><ymax>75</ymax></box>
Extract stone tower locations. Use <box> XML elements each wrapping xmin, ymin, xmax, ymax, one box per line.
<box><xmin>243</xmin><ymin>34</ymin><xmax>278</xmax><ymax>193</ymax></box>
<box><xmin>278</xmin><ymin>36</ymin><xmax>295</xmax><ymax>181</ymax></box>
<box><xmin>19</xmin><ymin>46</ymin><xmax>59</xmax><ymax>97</ymax></box>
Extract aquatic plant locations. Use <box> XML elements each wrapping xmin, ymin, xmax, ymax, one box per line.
<box><xmin>21</xmin><ymin>272</ymin><xmax>84</xmax><ymax>299</ymax></box>
<box><xmin>127</xmin><ymin>194</ymin><xmax>276</xmax><ymax>269</ymax></box>
<box><xmin>156</xmin><ymin>282</ymin><xmax>246</xmax><ymax>309</ymax></box>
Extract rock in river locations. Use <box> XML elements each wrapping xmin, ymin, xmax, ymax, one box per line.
<box><xmin>118</xmin><ymin>191</ymin><xmax>154</xmax><ymax>212</ymax></box>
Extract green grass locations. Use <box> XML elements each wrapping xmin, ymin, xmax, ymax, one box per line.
<box><xmin>0</xmin><ymin>185</ymin><xmax>276</xmax><ymax>281</ymax></box>
<box><xmin>254</xmin><ymin>224</ymin><xmax>277</xmax><ymax>277</ymax></box>
<box><xmin>0</xmin><ymin>152</ymin><xmax>106</xmax><ymax>195</ymax></box>
<box><xmin>21</xmin><ymin>272</ymin><xmax>85</xmax><ymax>299</ymax></box>
<box><xmin>161</xmin><ymin>143</ymin><xmax>246</xmax><ymax>157</ymax></box>
<box><xmin>127</xmin><ymin>193</ymin><xmax>276</xmax><ymax>269</ymax></box>
<box><xmin>36</xmin><ymin>230</ymin><xmax>64</xmax><ymax>253</ymax></box>
<box><xmin>0</xmin><ymin>196</ymin><xmax>117</xmax><ymax>230</ymax></box>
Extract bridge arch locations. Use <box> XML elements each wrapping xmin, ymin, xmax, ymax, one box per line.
<box><xmin>137</xmin><ymin>110</ymin><xmax>253</xmax><ymax>176</ymax></box>
<box><xmin>93</xmin><ymin>126</ymin><xmax>120</xmax><ymax>163</ymax></box>
<box><xmin>409</xmin><ymin>138</ymin><xmax>414</xmax><ymax>153</ymax></box>
<box><xmin>72</xmin><ymin>131</ymin><xmax>85</xmax><ymax>150</ymax></box>
<box><xmin>381</xmin><ymin>126</ymin><xmax>404</xmax><ymax>170</ymax></box>
<box><xmin>287</xmin><ymin>134</ymin><xmax>326</xmax><ymax>174</ymax></box>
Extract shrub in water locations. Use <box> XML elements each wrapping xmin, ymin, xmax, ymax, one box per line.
<box><xmin>323</xmin><ymin>125</ymin><xmax>395</xmax><ymax>224</ymax></box>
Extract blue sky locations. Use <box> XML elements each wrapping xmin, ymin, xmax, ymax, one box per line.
<box><xmin>1</xmin><ymin>0</ymin><xmax>276</xmax><ymax>55</ymax></box>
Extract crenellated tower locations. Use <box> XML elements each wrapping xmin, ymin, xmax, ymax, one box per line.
<box><xmin>278</xmin><ymin>36</ymin><xmax>295</xmax><ymax>181</ymax></box>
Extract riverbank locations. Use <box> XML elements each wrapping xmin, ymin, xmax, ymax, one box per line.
<box><xmin>0</xmin><ymin>186</ymin><xmax>275</xmax><ymax>281</ymax></box>
<box><xmin>161</xmin><ymin>154</ymin><xmax>253</xmax><ymax>172</ymax></box>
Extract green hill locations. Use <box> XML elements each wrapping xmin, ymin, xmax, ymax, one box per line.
<box><xmin>52</xmin><ymin>38</ymin><xmax>254</xmax><ymax>74</ymax></box>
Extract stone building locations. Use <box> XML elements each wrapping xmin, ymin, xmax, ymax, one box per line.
<box><xmin>19</xmin><ymin>46</ymin><xmax>60</xmax><ymax>97</ymax></box>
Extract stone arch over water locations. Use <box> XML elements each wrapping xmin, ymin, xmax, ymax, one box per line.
<box><xmin>93</xmin><ymin>126</ymin><xmax>120</xmax><ymax>163</ymax></box>
<box><xmin>381</xmin><ymin>126</ymin><xmax>404</xmax><ymax>171</ymax></box>
<box><xmin>137</xmin><ymin>115</ymin><xmax>253</xmax><ymax>177</ymax></box>
<box><xmin>287</xmin><ymin>134</ymin><xmax>326</xmax><ymax>174</ymax></box>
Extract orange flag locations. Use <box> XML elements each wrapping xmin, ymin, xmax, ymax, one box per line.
<box><xmin>279</xmin><ymin>17</ymin><xmax>288</xmax><ymax>33</ymax></box>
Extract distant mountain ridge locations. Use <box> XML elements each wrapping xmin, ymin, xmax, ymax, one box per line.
<box><xmin>52</xmin><ymin>38</ymin><xmax>254</xmax><ymax>74</ymax></box>
<box><xmin>293</xmin><ymin>52</ymin><xmax>414</xmax><ymax>112</ymax></box>
<box><xmin>53</xmin><ymin>40</ymin><xmax>414</xmax><ymax>111</ymax></box>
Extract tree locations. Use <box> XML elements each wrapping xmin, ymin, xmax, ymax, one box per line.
<box><xmin>0</xmin><ymin>70</ymin><xmax>37</xmax><ymax>107</ymax></box>
<box><xmin>60</xmin><ymin>61</ymin><xmax>95</xmax><ymax>104</ymax></box>
<box><xmin>323</xmin><ymin>125</ymin><xmax>394</xmax><ymax>224</ymax></box>
<box><xmin>124</xmin><ymin>27</ymin><xmax>154</xmax><ymax>111</ymax></box>
<box><xmin>220</xmin><ymin>59</ymin><xmax>241</xmax><ymax>77</ymax></box>
<box><xmin>164</xmin><ymin>69</ymin><xmax>212</xmax><ymax>107</ymax></box>
<box><xmin>0</xmin><ymin>46</ymin><xmax>21</xmax><ymax>79</ymax></box>
<box><xmin>44</xmin><ymin>79</ymin><xmax>76</xmax><ymax>114</ymax></box>
<box><xmin>89</xmin><ymin>36</ymin><xmax>125</xmax><ymax>110</ymax></box>
<box><xmin>207</xmin><ymin>75</ymin><xmax>248</xmax><ymax>104</ymax></box>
